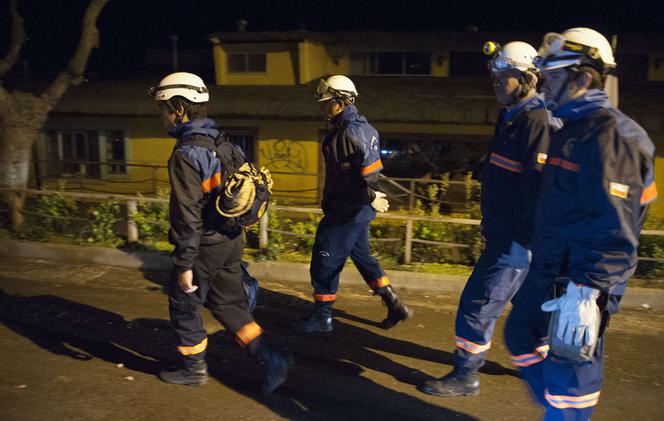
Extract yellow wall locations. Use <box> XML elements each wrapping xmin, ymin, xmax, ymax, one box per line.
<box><xmin>213</xmin><ymin>43</ymin><xmax>297</xmax><ymax>86</ymax></box>
<box><xmin>431</xmin><ymin>51</ymin><xmax>450</xmax><ymax>77</ymax></box>
<box><xmin>298</xmin><ymin>40</ymin><xmax>329</xmax><ymax>84</ymax></box>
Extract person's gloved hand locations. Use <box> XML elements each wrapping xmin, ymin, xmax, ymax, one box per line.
<box><xmin>371</xmin><ymin>191</ymin><xmax>389</xmax><ymax>213</ymax></box>
<box><xmin>496</xmin><ymin>241</ymin><xmax>532</xmax><ymax>269</ymax></box>
<box><xmin>541</xmin><ymin>282</ymin><xmax>601</xmax><ymax>347</ymax></box>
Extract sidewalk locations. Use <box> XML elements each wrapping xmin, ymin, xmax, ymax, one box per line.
<box><xmin>1</xmin><ymin>238</ymin><xmax>662</xmax><ymax>310</ymax></box>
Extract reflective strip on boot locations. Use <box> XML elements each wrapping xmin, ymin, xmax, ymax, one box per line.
<box><xmin>235</xmin><ymin>322</ymin><xmax>263</xmax><ymax>347</ymax></box>
<box><xmin>178</xmin><ymin>337</ymin><xmax>208</xmax><ymax>355</ymax></box>
<box><xmin>545</xmin><ymin>389</ymin><xmax>601</xmax><ymax>409</ymax></box>
<box><xmin>455</xmin><ymin>336</ymin><xmax>491</xmax><ymax>354</ymax></box>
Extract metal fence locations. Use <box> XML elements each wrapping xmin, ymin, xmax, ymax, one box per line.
<box><xmin>3</xmin><ymin>188</ymin><xmax>663</xmax><ymax>265</ymax></box>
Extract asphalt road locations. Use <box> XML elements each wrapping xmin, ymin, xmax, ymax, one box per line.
<box><xmin>0</xmin><ymin>256</ymin><xmax>662</xmax><ymax>420</ymax></box>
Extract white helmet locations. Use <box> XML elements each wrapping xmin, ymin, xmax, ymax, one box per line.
<box><xmin>483</xmin><ymin>41</ymin><xmax>538</xmax><ymax>74</ymax></box>
<box><xmin>535</xmin><ymin>27</ymin><xmax>616</xmax><ymax>73</ymax></box>
<box><xmin>148</xmin><ymin>72</ymin><xmax>209</xmax><ymax>103</ymax></box>
<box><xmin>315</xmin><ymin>75</ymin><xmax>358</xmax><ymax>103</ymax></box>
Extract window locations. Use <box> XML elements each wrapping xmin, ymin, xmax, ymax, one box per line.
<box><xmin>226</xmin><ymin>128</ymin><xmax>257</xmax><ymax>161</ymax></box>
<box><xmin>449</xmin><ymin>52</ymin><xmax>488</xmax><ymax>76</ymax></box>
<box><xmin>57</xmin><ymin>130</ymin><xmax>101</xmax><ymax>178</ymax></box>
<box><xmin>228</xmin><ymin>53</ymin><xmax>266</xmax><ymax>73</ymax></box>
<box><xmin>44</xmin><ymin>129</ymin><xmax>126</xmax><ymax>178</ymax></box>
<box><xmin>106</xmin><ymin>130</ymin><xmax>126</xmax><ymax>174</ymax></box>
<box><xmin>350</xmin><ymin>52</ymin><xmax>432</xmax><ymax>75</ymax></box>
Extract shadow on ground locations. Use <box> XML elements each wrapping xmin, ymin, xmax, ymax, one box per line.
<box><xmin>0</xmin><ymin>277</ymin><xmax>489</xmax><ymax>420</ymax></box>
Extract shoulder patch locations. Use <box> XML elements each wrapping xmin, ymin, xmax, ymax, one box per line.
<box><xmin>609</xmin><ymin>182</ymin><xmax>630</xmax><ymax>199</ymax></box>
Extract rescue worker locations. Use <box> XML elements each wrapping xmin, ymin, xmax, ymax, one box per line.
<box><xmin>504</xmin><ymin>28</ymin><xmax>657</xmax><ymax>420</ymax></box>
<box><xmin>419</xmin><ymin>41</ymin><xmax>555</xmax><ymax>397</ymax></box>
<box><xmin>150</xmin><ymin>72</ymin><xmax>290</xmax><ymax>395</ymax></box>
<box><xmin>291</xmin><ymin>75</ymin><xmax>412</xmax><ymax>334</ymax></box>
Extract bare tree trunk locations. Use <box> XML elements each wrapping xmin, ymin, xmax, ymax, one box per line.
<box><xmin>0</xmin><ymin>0</ymin><xmax>110</xmax><ymax>230</ymax></box>
<box><xmin>0</xmin><ymin>125</ymin><xmax>39</xmax><ymax>231</ymax></box>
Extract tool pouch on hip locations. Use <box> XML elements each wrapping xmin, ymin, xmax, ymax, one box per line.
<box><xmin>547</xmin><ymin>277</ymin><xmax>600</xmax><ymax>362</ymax></box>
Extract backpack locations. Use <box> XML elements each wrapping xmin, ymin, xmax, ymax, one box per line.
<box><xmin>208</xmin><ymin>133</ymin><xmax>272</xmax><ymax>231</ymax></box>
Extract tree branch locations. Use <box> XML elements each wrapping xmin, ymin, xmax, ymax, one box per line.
<box><xmin>40</xmin><ymin>0</ymin><xmax>110</xmax><ymax>108</ymax></box>
<box><xmin>0</xmin><ymin>0</ymin><xmax>27</xmax><ymax>79</ymax></box>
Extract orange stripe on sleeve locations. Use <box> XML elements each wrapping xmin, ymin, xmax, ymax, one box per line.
<box><xmin>641</xmin><ymin>182</ymin><xmax>658</xmax><ymax>205</ymax></box>
<box><xmin>361</xmin><ymin>159</ymin><xmax>383</xmax><ymax>175</ymax></box>
<box><xmin>201</xmin><ymin>172</ymin><xmax>222</xmax><ymax>193</ymax></box>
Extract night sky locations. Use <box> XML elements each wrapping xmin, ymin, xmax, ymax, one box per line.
<box><xmin>0</xmin><ymin>0</ymin><xmax>662</xmax><ymax>75</ymax></box>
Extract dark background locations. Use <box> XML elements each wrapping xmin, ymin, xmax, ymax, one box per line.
<box><xmin>0</xmin><ymin>0</ymin><xmax>662</xmax><ymax>76</ymax></box>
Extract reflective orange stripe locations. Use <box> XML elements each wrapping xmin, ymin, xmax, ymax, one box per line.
<box><xmin>549</xmin><ymin>157</ymin><xmax>580</xmax><ymax>172</ymax></box>
<box><xmin>545</xmin><ymin>390</ymin><xmax>601</xmax><ymax>409</ymax></box>
<box><xmin>201</xmin><ymin>172</ymin><xmax>222</xmax><ymax>193</ymax></box>
<box><xmin>641</xmin><ymin>182</ymin><xmax>658</xmax><ymax>205</ymax></box>
<box><xmin>235</xmin><ymin>322</ymin><xmax>263</xmax><ymax>347</ymax></box>
<box><xmin>455</xmin><ymin>336</ymin><xmax>491</xmax><ymax>354</ymax></box>
<box><xmin>511</xmin><ymin>345</ymin><xmax>549</xmax><ymax>367</ymax></box>
<box><xmin>313</xmin><ymin>293</ymin><xmax>337</xmax><ymax>302</ymax></box>
<box><xmin>361</xmin><ymin>159</ymin><xmax>383</xmax><ymax>175</ymax></box>
<box><xmin>369</xmin><ymin>276</ymin><xmax>390</xmax><ymax>289</ymax></box>
<box><xmin>489</xmin><ymin>152</ymin><xmax>523</xmax><ymax>173</ymax></box>
<box><xmin>178</xmin><ymin>337</ymin><xmax>208</xmax><ymax>355</ymax></box>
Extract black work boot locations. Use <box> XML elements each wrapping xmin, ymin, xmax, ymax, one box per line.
<box><xmin>252</xmin><ymin>339</ymin><xmax>293</xmax><ymax>395</ymax></box>
<box><xmin>376</xmin><ymin>285</ymin><xmax>413</xmax><ymax>329</ymax></box>
<box><xmin>417</xmin><ymin>368</ymin><xmax>480</xmax><ymax>397</ymax></box>
<box><xmin>291</xmin><ymin>303</ymin><xmax>333</xmax><ymax>334</ymax></box>
<box><xmin>158</xmin><ymin>355</ymin><xmax>209</xmax><ymax>387</ymax></box>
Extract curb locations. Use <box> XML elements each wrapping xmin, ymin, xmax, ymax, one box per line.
<box><xmin>0</xmin><ymin>238</ymin><xmax>468</xmax><ymax>292</ymax></box>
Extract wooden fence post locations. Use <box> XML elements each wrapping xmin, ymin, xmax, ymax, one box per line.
<box><xmin>408</xmin><ymin>180</ymin><xmax>416</xmax><ymax>211</ymax></box>
<box><xmin>259</xmin><ymin>208</ymin><xmax>269</xmax><ymax>250</ymax></box>
<box><xmin>404</xmin><ymin>218</ymin><xmax>413</xmax><ymax>264</ymax></box>
<box><xmin>126</xmin><ymin>199</ymin><xmax>139</xmax><ymax>242</ymax></box>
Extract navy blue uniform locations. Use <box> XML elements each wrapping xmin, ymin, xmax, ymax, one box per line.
<box><xmin>505</xmin><ymin>90</ymin><xmax>657</xmax><ymax>420</ymax></box>
<box><xmin>167</xmin><ymin>119</ymin><xmax>263</xmax><ymax>361</ymax></box>
<box><xmin>310</xmin><ymin>105</ymin><xmax>390</xmax><ymax>306</ymax></box>
<box><xmin>453</xmin><ymin>95</ymin><xmax>553</xmax><ymax>372</ymax></box>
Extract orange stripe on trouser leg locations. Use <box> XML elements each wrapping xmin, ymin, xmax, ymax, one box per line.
<box><xmin>545</xmin><ymin>390</ymin><xmax>601</xmax><ymax>409</ymax></box>
<box><xmin>369</xmin><ymin>276</ymin><xmax>390</xmax><ymax>290</ymax></box>
<box><xmin>511</xmin><ymin>345</ymin><xmax>549</xmax><ymax>367</ymax></box>
<box><xmin>455</xmin><ymin>336</ymin><xmax>491</xmax><ymax>354</ymax></box>
<box><xmin>178</xmin><ymin>337</ymin><xmax>208</xmax><ymax>355</ymax></box>
<box><xmin>313</xmin><ymin>293</ymin><xmax>336</xmax><ymax>302</ymax></box>
<box><xmin>235</xmin><ymin>322</ymin><xmax>263</xmax><ymax>347</ymax></box>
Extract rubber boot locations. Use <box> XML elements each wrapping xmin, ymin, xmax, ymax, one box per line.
<box><xmin>291</xmin><ymin>303</ymin><xmax>333</xmax><ymax>334</ymax></box>
<box><xmin>376</xmin><ymin>285</ymin><xmax>413</xmax><ymax>329</ymax></box>
<box><xmin>158</xmin><ymin>355</ymin><xmax>209</xmax><ymax>387</ymax></box>
<box><xmin>250</xmin><ymin>338</ymin><xmax>293</xmax><ymax>395</ymax></box>
<box><xmin>417</xmin><ymin>367</ymin><xmax>480</xmax><ymax>397</ymax></box>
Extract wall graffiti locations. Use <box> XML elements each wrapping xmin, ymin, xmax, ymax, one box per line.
<box><xmin>261</xmin><ymin>139</ymin><xmax>308</xmax><ymax>172</ymax></box>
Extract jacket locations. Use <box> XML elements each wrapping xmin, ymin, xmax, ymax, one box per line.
<box><xmin>480</xmin><ymin>95</ymin><xmax>555</xmax><ymax>250</ymax></box>
<box><xmin>533</xmin><ymin>90</ymin><xmax>657</xmax><ymax>295</ymax></box>
<box><xmin>321</xmin><ymin>105</ymin><xmax>383</xmax><ymax>223</ymax></box>
<box><xmin>167</xmin><ymin>118</ymin><xmax>244</xmax><ymax>271</ymax></box>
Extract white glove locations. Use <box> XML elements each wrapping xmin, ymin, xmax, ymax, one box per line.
<box><xmin>371</xmin><ymin>191</ymin><xmax>389</xmax><ymax>213</ymax></box>
<box><xmin>541</xmin><ymin>282</ymin><xmax>601</xmax><ymax>347</ymax></box>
